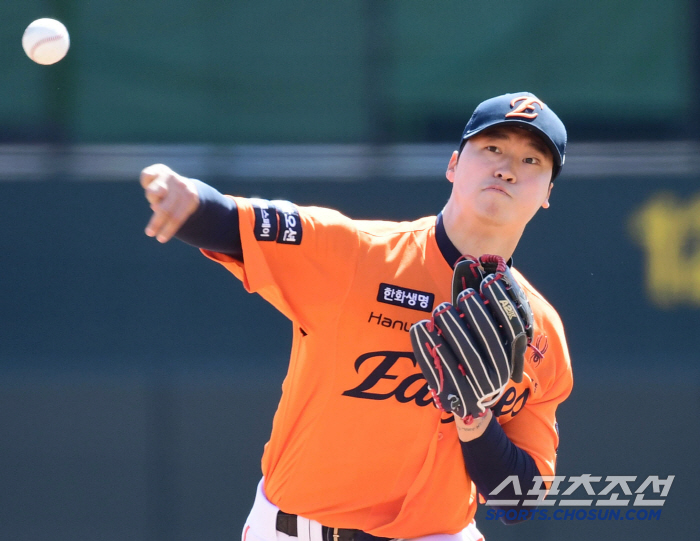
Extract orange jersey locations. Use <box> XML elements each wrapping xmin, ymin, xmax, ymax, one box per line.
<box><xmin>203</xmin><ymin>197</ymin><xmax>573</xmax><ymax>538</ymax></box>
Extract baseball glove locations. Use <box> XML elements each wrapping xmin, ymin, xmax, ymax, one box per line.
<box><xmin>409</xmin><ymin>255</ymin><xmax>534</xmax><ymax>422</ymax></box>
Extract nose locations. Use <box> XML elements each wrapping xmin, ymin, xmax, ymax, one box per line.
<box><xmin>494</xmin><ymin>160</ymin><xmax>516</xmax><ymax>183</ymax></box>
<box><xmin>494</xmin><ymin>170</ymin><xmax>516</xmax><ymax>184</ymax></box>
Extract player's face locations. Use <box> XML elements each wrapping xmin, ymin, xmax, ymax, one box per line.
<box><xmin>446</xmin><ymin>127</ymin><xmax>554</xmax><ymax>228</ymax></box>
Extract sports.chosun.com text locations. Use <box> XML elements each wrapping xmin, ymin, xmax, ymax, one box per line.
<box><xmin>485</xmin><ymin>508</ymin><xmax>662</xmax><ymax>522</ymax></box>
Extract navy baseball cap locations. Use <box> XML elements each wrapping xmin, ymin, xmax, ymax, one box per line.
<box><xmin>460</xmin><ymin>92</ymin><xmax>567</xmax><ymax>180</ymax></box>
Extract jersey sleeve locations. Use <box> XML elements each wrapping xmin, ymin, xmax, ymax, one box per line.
<box><xmin>201</xmin><ymin>197</ymin><xmax>360</xmax><ymax>329</ymax></box>
<box><xmin>499</xmin><ymin>302</ymin><xmax>574</xmax><ymax>480</ymax></box>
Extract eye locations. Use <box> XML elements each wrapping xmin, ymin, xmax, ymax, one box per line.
<box><xmin>523</xmin><ymin>157</ymin><xmax>541</xmax><ymax>165</ymax></box>
<box><xmin>485</xmin><ymin>145</ymin><xmax>501</xmax><ymax>153</ymax></box>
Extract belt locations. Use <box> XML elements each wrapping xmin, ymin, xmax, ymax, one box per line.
<box><xmin>276</xmin><ymin>511</ymin><xmax>394</xmax><ymax>541</ymax></box>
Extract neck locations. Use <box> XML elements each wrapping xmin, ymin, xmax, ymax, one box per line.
<box><xmin>441</xmin><ymin>199</ymin><xmax>524</xmax><ymax>260</ymax></box>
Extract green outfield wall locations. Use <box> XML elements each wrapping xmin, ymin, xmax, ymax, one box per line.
<box><xmin>1</xmin><ymin>0</ymin><xmax>695</xmax><ymax>144</ymax></box>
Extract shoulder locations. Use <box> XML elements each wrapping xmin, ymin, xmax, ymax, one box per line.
<box><xmin>296</xmin><ymin>207</ymin><xmax>437</xmax><ymax>244</ymax></box>
<box><xmin>234</xmin><ymin>197</ymin><xmax>435</xmax><ymax>234</ymax></box>
<box><xmin>233</xmin><ymin>197</ymin><xmax>436</xmax><ymax>248</ymax></box>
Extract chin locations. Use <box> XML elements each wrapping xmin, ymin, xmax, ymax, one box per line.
<box><xmin>472</xmin><ymin>200</ymin><xmax>510</xmax><ymax>223</ymax></box>
<box><xmin>473</xmin><ymin>208</ymin><xmax>509</xmax><ymax>227</ymax></box>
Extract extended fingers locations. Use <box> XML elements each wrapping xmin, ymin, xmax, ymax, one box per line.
<box><xmin>145</xmin><ymin>187</ymin><xmax>198</xmax><ymax>242</ymax></box>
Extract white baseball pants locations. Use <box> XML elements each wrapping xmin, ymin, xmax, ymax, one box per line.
<box><xmin>242</xmin><ymin>479</ymin><xmax>485</xmax><ymax>541</ymax></box>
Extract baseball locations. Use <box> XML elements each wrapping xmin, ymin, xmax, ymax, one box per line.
<box><xmin>22</xmin><ymin>18</ymin><xmax>70</xmax><ymax>65</ymax></box>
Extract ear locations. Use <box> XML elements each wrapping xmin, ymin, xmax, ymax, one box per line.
<box><xmin>541</xmin><ymin>182</ymin><xmax>554</xmax><ymax>209</ymax></box>
<box><xmin>446</xmin><ymin>151</ymin><xmax>459</xmax><ymax>183</ymax></box>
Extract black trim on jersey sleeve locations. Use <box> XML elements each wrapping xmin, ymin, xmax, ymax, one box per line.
<box><xmin>460</xmin><ymin>415</ymin><xmax>541</xmax><ymax>524</ymax></box>
<box><xmin>174</xmin><ymin>179</ymin><xmax>243</xmax><ymax>260</ymax></box>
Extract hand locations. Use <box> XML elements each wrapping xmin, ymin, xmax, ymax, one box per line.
<box><xmin>409</xmin><ymin>255</ymin><xmax>533</xmax><ymax>423</ymax></box>
<box><xmin>140</xmin><ymin>164</ymin><xmax>200</xmax><ymax>243</ymax></box>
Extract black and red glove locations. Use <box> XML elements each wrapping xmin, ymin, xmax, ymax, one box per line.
<box><xmin>410</xmin><ymin>255</ymin><xmax>534</xmax><ymax>422</ymax></box>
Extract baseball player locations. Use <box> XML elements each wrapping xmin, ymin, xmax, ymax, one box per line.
<box><xmin>140</xmin><ymin>92</ymin><xmax>573</xmax><ymax>541</ymax></box>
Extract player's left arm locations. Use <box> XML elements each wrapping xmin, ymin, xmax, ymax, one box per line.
<box><xmin>457</xmin><ymin>412</ymin><xmax>542</xmax><ymax>524</ymax></box>
<box><xmin>410</xmin><ymin>259</ymin><xmax>573</xmax><ymax>523</ymax></box>
<box><xmin>459</xmin><ymin>309</ymin><xmax>573</xmax><ymax>523</ymax></box>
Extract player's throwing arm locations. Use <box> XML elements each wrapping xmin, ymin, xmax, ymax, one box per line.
<box><xmin>140</xmin><ymin>164</ymin><xmax>200</xmax><ymax>243</ymax></box>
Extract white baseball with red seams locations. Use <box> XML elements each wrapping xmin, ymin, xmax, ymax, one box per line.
<box><xmin>22</xmin><ymin>18</ymin><xmax>70</xmax><ymax>65</ymax></box>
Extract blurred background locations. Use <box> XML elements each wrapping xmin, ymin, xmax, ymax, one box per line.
<box><xmin>1</xmin><ymin>1</ymin><xmax>698</xmax><ymax>540</ymax></box>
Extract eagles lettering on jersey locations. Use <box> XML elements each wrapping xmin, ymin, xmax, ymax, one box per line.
<box><xmin>251</xmin><ymin>199</ymin><xmax>302</xmax><ymax>245</ymax></box>
<box><xmin>341</xmin><ymin>349</ymin><xmax>530</xmax><ymax>420</ymax></box>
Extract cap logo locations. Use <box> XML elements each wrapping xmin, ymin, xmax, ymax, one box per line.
<box><xmin>505</xmin><ymin>96</ymin><xmax>545</xmax><ymax>119</ymax></box>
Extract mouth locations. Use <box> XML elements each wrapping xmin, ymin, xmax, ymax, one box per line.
<box><xmin>483</xmin><ymin>185</ymin><xmax>511</xmax><ymax>197</ymax></box>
